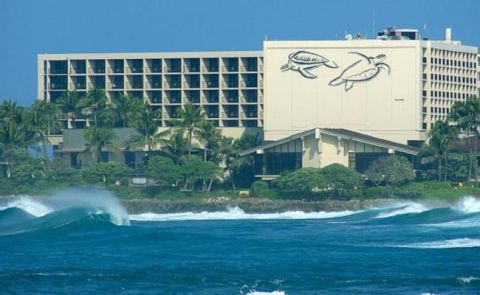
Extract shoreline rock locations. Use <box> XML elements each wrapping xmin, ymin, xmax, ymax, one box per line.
<box><xmin>122</xmin><ymin>198</ymin><xmax>394</xmax><ymax>214</ymax></box>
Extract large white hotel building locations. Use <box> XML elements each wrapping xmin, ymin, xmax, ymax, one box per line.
<box><xmin>37</xmin><ymin>28</ymin><xmax>479</xmax><ymax>174</ymax></box>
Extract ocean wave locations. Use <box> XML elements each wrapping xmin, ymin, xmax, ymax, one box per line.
<box><xmin>457</xmin><ymin>276</ymin><xmax>480</xmax><ymax>284</ymax></box>
<box><xmin>455</xmin><ymin>196</ymin><xmax>480</xmax><ymax>213</ymax></box>
<box><xmin>375</xmin><ymin>203</ymin><xmax>429</xmax><ymax>218</ymax></box>
<box><xmin>246</xmin><ymin>292</ymin><xmax>286</xmax><ymax>295</ymax></box>
<box><xmin>397</xmin><ymin>238</ymin><xmax>480</xmax><ymax>249</ymax></box>
<box><xmin>129</xmin><ymin>207</ymin><xmax>359</xmax><ymax>222</ymax></box>
<box><xmin>0</xmin><ymin>197</ymin><xmax>53</xmax><ymax>217</ymax></box>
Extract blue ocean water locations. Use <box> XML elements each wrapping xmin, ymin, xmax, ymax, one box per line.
<box><xmin>1</xmin><ymin>190</ymin><xmax>480</xmax><ymax>294</ymax></box>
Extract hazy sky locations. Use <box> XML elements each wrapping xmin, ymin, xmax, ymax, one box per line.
<box><xmin>1</xmin><ymin>0</ymin><xmax>479</xmax><ymax>105</ymax></box>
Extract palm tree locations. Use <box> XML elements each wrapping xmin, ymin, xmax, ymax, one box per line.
<box><xmin>196</xmin><ymin>120</ymin><xmax>221</xmax><ymax>162</ymax></box>
<box><xmin>177</xmin><ymin>103</ymin><xmax>205</xmax><ymax>157</ymax></box>
<box><xmin>127</xmin><ymin>107</ymin><xmax>167</xmax><ymax>155</ymax></box>
<box><xmin>84</xmin><ymin>127</ymin><xmax>115</xmax><ymax>164</ymax></box>
<box><xmin>30</xmin><ymin>100</ymin><xmax>60</xmax><ymax>170</ymax></box>
<box><xmin>160</xmin><ymin>131</ymin><xmax>186</xmax><ymax>165</ymax></box>
<box><xmin>58</xmin><ymin>91</ymin><xmax>81</xmax><ymax>128</ymax></box>
<box><xmin>78</xmin><ymin>89</ymin><xmax>108</xmax><ymax>127</ymax></box>
<box><xmin>449</xmin><ymin>96</ymin><xmax>480</xmax><ymax>184</ymax></box>
<box><xmin>111</xmin><ymin>94</ymin><xmax>143</xmax><ymax>127</ymax></box>
<box><xmin>424</xmin><ymin>120</ymin><xmax>458</xmax><ymax>181</ymax></box>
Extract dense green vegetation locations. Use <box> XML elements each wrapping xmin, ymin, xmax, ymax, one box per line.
<box><xmin>0</xmin><ymin>93</ymin><xmax>479</xmax><ymax>201</ymax></box>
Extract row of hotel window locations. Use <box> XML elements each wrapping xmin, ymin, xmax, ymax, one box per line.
<box><xmin>48</xmin><ymin>74</ymin><xmax>260</xmax><ymax>90</ymax></box>
<box><xmin>423</xmin><ymin>91</ymin><xmax>475</xmax><ymax>100</ymax></box>
<box><xmin>422</xmin><ymin>106</ymin><xmax>450</xmax><ymax>114</ymax></box>
<box><xmin>423</xmin><ymin>57</ymin><xmax>477</xmax><ymax>68</ymax></box>
<box><xmin>46</xmin><ymin>58</ymin><xmax>260</xmax><ymax>75</ymax></box>
<box><xmin>423</xmin><ymin>73</ymin><xmax>477</xmax><ymax>84</ymax></box>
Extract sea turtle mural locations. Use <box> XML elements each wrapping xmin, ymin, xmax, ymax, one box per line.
<box><xmin>280</xmin><ymin>51</ymin><xmax>338</xmax><ymax>79</ymax></box>
<box><xmin>329</xmin><ymin>52</ymin><xmax>391</xmax><ymax>91</ymax></box>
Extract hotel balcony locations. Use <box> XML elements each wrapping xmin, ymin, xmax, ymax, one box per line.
<box><xmin>202</xmin><ymin>58</ymin><xmax>219</xmax><ymax>72</ymax></box>
<box><xmin>240</xmin><ymin>57</ymin><xmax>258</xmax><ymax>72</ymax></box>
<box><xmin>70</xmin><ymin>60</ymin><xmax>86</xmax><ymax>75</ymax></box>
<box><xmin>184</xmin><ymin>90</ymin><xmax>200</xmax><ymax>104</ymax></box>
<box><xmin>145</xmin><ymin>76</ymin><xmax>162</xmax><ymax>89</ymax></box>
<box><xmin>164</xmin><ymin>58</ymin><xmax>182</xmax><ymax>73</ymax></box>
<box><xmin>107</xmin><ymin>59</ymin><xmax>124</xmax><ymax>74</ymax></box>
<box><xmin>164</xmin><ymin>75</ymin><xmax>181</xmax><ymax>89</ymax></box>
<box><xmin>183</xmin><ymin>58</ymin><xmax>200</xmax><ymax>73</ymax></box>
<box><xmin>202</xmin><ymin>90</ymin><xmax>219</xmax><ymax>104</ymax></box>
<box><xmin>48</xmin><ymin>60</ymin><xmax>68</xmax><ymax>75</ymax></box>
<box><xmin>126</xmin><ymin>59</ymin><xmax>143</xmax><ymax>74</ymax></box>
<box><xmin>202</xmin><ymin>75</ymin><xmax>219</xmax><ymax>88</ymax></box>
<box><xmin>88</xmin><ymin>60</ymin><xmax>106</xmax><ymax>74</ymax></box>
<box><xmin>240</xmin><ymin>89</ymin><xmax>258</xmax><ymax>103</ymax></box>
<box><xmin>147</xmin><ymin>91</ymin><xmax>162</xmax><ymax>104</ymax></box>
<box><xmin>222</xmin><ymin>105</ymin><xmax>239</xmax><ymax>119</ymax></box>
<box><xmin>165</xmin><ymin>106</ymin><xmax>182</xmax><ymax>119</ymax></box>
<box><xmin>145</xmin><ymin>59</ymin><xmax>162</xmax><ymax>73</ymax></box>
<box><xmin>240</xmin><ymin>74</ymin><xmax>258</xmax><ymax>87</ymax></box>
<box><xmin>221</xmin><ymin>57</ymin><xmax>239</xmax><ymax>72</ymax></box>
<box><xmin>222</xmin><ymin>74</ymin><xmax>238</xmax><ymax>88</ymax></box>
<box><xmin>165</xmin><ymin>90</ymin><xmax>182</xmax><ymax>104</ymax></box>
<box><xmin>183</xmin><ymin>74</ymin><xmax>200</xmax><ymax>88</ymax></box>
<box><xmin>204</xmin><ymin>105</ymin><xmax>219</xmax><ymax>118</ymax></box>
<box><xmin>222</xmin><ymin>90</ymin><xmax>238</xmax><ymax>104</ymax></box>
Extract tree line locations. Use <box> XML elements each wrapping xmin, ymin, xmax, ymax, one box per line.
<box><xmin>0</xmin><ymin>90</ymin><xmax>259</xmax><ymax>193</ymax></box>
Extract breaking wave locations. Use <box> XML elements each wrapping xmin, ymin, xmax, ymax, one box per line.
<box><xmin>396</xmin><ymin>238</ymin><xmax>480</xmax><ymax>249</ymax></box>
<box><xmin>129</xmin><ymin>207</ymin><xmax>359</xmax><ymax>222</ymax></box>
<box><xmin>0</xmin><ymin>189</ymin><xmax>130</xmax><ymax>236</ymax></box>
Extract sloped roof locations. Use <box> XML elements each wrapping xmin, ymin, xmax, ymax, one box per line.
<box><xmin>240</xmin><ymin>128</ymin><xmax>421</xmax><ymax>156</ymax></box>
<box><xmin>60</xmin><ymin>128</ymin><xmax>143</xmax><ymax>152</ymax></box>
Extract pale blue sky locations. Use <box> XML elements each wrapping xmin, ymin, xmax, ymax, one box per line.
<box><xmin>0</xmin><ymin>0</ymin><xmax>479</xmax><ymax>105</ymax></box>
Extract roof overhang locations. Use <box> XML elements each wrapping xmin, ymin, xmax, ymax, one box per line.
<box><xmin>240</xmin><ymin>128</ymin><xmax>421</xmax><ymax>157</ymax></box>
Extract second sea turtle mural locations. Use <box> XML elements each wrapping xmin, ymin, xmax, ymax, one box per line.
<box><xmin>329</xmin><ymin>52</ymin><xmax>391</xmax><ymax>91</ymax></box>
<box><xmin>280</xmin><ymin>51</ymin><xmax>391</xmax><ymax>92</ymax></box>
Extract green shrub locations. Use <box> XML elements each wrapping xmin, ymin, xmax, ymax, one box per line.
<box><xmin>272</xmin><ymin>168</ymin><xmax>327</xmax><ymax>193</ymax></box>
<box><xmin>321</xmin><ymin>164</ymin><xmax>364</xmax><ymax>195</ymax></box>
<box><xmin>250</xmin><ymin>180</ymin><xmax>269</xmax><ymax>197</ymax></box>
<box><xmin>82</xmin><ymin>162</ymin><xmax>129</xmax><ymax>185</ymax></box>
<box><xmin>146</xmin><ymin>156</ymin><xmax>180</xmax><ymax>188</ymax></box>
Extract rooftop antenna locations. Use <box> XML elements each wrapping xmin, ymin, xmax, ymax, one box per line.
<box><xmin>264</xmin><ymin>34</ymin><xmax>268</xmax><ymax>41</ymax></box>
<box><xmin>423</xmin><ymin>23</ymin><xmax>428</xmax><ymax>38</ymax></box>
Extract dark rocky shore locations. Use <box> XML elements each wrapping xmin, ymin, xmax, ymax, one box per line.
<box><xmin>122</xmin><ymin>197</ymin><xmax>395</xmax><ymax>214</ymax></box>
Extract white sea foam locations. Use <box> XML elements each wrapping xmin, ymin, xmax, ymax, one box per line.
<box><xmin>455</xmin><ymin>196</ymin><xmax>480</xmax><ymax>213</ymax></box>
<box><xmin>1</xmin><ymin>197</ymin><xmax>53</xmax><ymax>217</ymax></box>
<box><xmin>246</xmin><ymin>292</ymin><xmax>286</xmax><ymax>295</ymax></box>
<box><xmin>376</xmin><ymin>202</ymin><xmax>428</xmax><ymax>218</ymax></box>
<box><xmin>457</xmin><ymin>276</ymin><xmax>480</xmax><ymax>284</ymax></box>
<box><xmin>129</xmin><ymin>207</ymin><xmax>358</xmax><ymax>222</ymax></box>
<box><xmin>398</xmin><ymin>238</ymin><xmax>480</xmax><ymax>249</ymax></box>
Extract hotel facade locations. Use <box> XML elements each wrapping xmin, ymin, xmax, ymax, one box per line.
<box><xmin>37</xmin><ymin>28</ymin><xmax>479</xmax><ymax>174</ymax></box>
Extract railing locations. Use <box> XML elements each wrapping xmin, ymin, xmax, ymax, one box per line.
<box><xmin>222</xmin><ymin>96</ymin><xmax>238</xmax><ymax>104</ymax></box>
<box><xmin>202</xmin><ymin>81</ymin><xmax>219</xmax><ymax>88</ymax></box>
<box><xmin>240</xmin><ymin>65</ymin><xmax>257</xmax><ymax>72</ymax></box>
<box><xmin>145</xmin><ymin>82</ymin><xmax>162</xmax><ymax>89</ymax></box>
<box><xmin>222</xmin><ymin>81</ymin><xmax>238</xmax><ymax>88</ymax></box>
<box><xmin>107</xmin><ymin>82</ymin><xmax>123</xmax><ymax>89</ymax></box>
<box><xmin>125</xmin><ymin>67</ymin><xmax>143</xmax><ymax>74</ymax></box>
<box><xmin>183</xmin><ymin>81</ymin><xmax>200</xmax><ymax>88</ymax></box>
<box><xmin>87</xmin><ymin>68</ymin><xmax>106</xmax><ymax>74</ymax></box>
<box><xmin>49</xmin><ymin>83</ymin><xmax>67</xmax><ymax>90</ymax></box>
<box><xmin>164</xmin><ymin>81</ymin><xmax>181</xmax><ymax>89</ymax></box>
<box><xmin>164</xmin><ymin>66</ymin><xmax>182</xmax><ymax>73</ymax></box>
<box><xmin>70</xmin><ymin>67</ymin><xmax>86</xmax><ymax>75</ymax></box>
<box><xmin>106</xmin><ymin>67</ymin><xmax>124</xmax><ymax>74</ymax></box>
<box><xmin>222</xmin><ymin>112</ymin><xmax>239</xmax><ymax>118</ymax></box>
<box><xmin>126</xmin><ymin>82</ymin><xmax>143</xmax><ymax>90</ymax></box>
<box><xmin>48</xmin><ymin>69</ymin><xmax>68</xmax><ymax>74</ymax></box>
<box><xmin>183</xmin><ymin>66</ymin><xmax>200</xmax><ymax>73</ymax></box>
<box><xmin>69</xmin><ymin>82</ymin><xmax>86</xmax><ymax>90</ymax></box>
<box><xmin>201</xmin><ymin>66</ymin><xmax>219</xmax><ymax>72</ymax></box>
<box><xmin>221</xmin><ymin>66</ymin><xmax>239</xmax><ymax>72</ymax></box>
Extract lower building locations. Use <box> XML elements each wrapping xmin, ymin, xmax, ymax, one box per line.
<box><xmin>240</xmin><ymin>128</ymin><xmax>420</xmax><ymax>180</ymax></box>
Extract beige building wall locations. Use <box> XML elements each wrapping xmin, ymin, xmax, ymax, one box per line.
<box><xmin>263</xmin><ymin>39</ymin><xmax>477</xmax><ymax>144</ymax></box>
<box><xmin>263</xmin><ymin>40</ymin><xmax>424</xmax><ymax>144</ymax></box>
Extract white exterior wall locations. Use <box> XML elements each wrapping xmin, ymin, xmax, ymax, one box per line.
<box><xmin>263</xmin><ymin>40</ymin><xmax>424</xmax><ymax>144</ymax></box>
